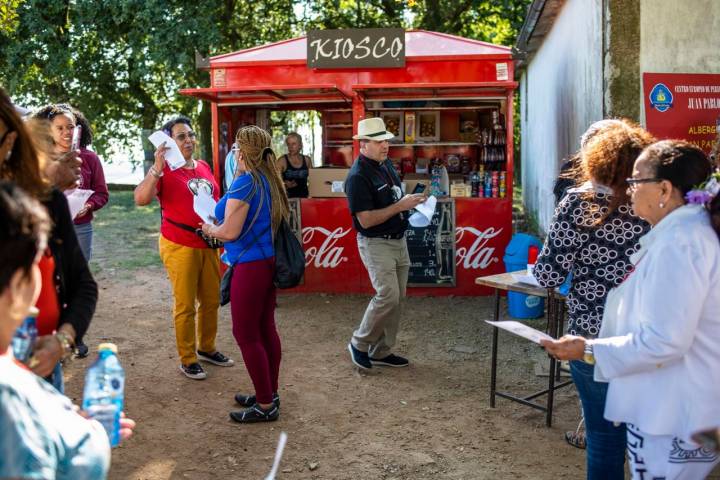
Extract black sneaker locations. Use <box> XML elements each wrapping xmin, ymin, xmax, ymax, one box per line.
<box><xmin>234</xmin><ymin>392</ymin><xmax>280</xmax><ymax>408</ymax></box>
<box><xmin>348</xmin><ymin>343</ymin><xmax>372</xmax><ymax>370</ymax></box>
<box><xmin>370</xmin><ymin>354</ymin><xmax>409</xmax><ymax>367</ymax></box>
<box><xmin>197</xmin><ymin>350</ymin><xmax>234</xmax><ymax>367</ymax></box>
<box><xmin>74</xmin><ymin>341</ymin><xmax>89</xmax><ymax>359</ymax></box>
<box><xmin>180</xmin><ymin>362</ymin><xmax>207</xmax><ymax>380</ymax></box>
<box><xmin>229</xmin><ymin>403</ymin><xmax>279</xmax><ymax>423</ymax></box>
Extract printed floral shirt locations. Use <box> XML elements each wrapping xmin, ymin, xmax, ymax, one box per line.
<box><xmin>533</xmin><ymin>183</ymin><xmax>650</xmax><ymax>338</ymax></box>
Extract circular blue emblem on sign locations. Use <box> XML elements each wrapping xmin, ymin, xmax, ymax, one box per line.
<box><xmin>649</xmin><ymin>83</ymin><xmax>673</xmax><ymax>113</ymax></box>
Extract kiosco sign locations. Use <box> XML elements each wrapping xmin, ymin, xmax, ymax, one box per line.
<box><xmin>307</xmin><ymin>28</ymin><xmax>405</xmax><ymax>69</ymax></box>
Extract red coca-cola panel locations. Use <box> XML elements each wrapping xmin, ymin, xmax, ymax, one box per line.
<box><xmin>290</xmin><ymin>198</ymin><xmax>512</xmax><ymax>296</ymax></box>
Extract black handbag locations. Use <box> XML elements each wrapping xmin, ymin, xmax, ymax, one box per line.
<box><xmin>219</xmin><ymin>265</ymin><xmax>233</xmax><ymax>306</ymax></box>
<box><xmin>273</xmin><ymin>218</ymin><xmax>305</xmax><ymax>289</ymax></box>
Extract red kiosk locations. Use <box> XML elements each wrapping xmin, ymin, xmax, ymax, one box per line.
<box><xmin>181</xmin><ymin>29</ymin><xmax>517</xmax><ymax>296</ymax></box>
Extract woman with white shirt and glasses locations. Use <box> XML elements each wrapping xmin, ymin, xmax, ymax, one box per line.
<box><xmin>534</xmin><ymin>121</ymin><xmax>654</xmax><ymax>479</ymax></box>
<box><xmin>542</xmin><ymin>140</ymin><xmax>720</xmax><ymax>479</ymax></box>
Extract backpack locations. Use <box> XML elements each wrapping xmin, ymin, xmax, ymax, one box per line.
<box><xmin>273</xmin><ymin>218</ymin><xmax>305</xmax><ymax>289</ymax></box>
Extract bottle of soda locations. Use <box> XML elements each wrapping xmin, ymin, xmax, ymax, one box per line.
<box><xmin>82</xmin><ymin>343</ymin><xmax>125</xmax><ymax>447</ymax></box>
<box><xmin>11</xmin><ymin>307</ymin><xmax>38</xmax><ymax>364</ymax></box>
<box><xmin>470</xmin><ymin>171</ymin><xmax>480</xmax><ymax>197</ymax></box>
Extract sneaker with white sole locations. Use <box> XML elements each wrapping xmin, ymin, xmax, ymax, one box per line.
<box><xmin>197</xmin><ymin>350</ymin><xmax>234</xmax><ymax>367</ymax></box>
<box><xmin>229</xmin><ymin>403</ymin><xmax>279</xmax><ymax>423</ymax></box>
<box><xmin>370</xmin><ymin>354</ymin><xmax>409</xmax><ymax>367</ymax></box>
<box><xmin>180</xmin><ymin>362</ymin><xmax>207</xmax><ymax>380</ymax></box>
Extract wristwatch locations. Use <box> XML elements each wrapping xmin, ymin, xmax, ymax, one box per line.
<box><xmin>583</xmin><ymin>340</ymin><xmax>596</xmax><ymax>365</ymax></box>
<box><xmin>55</xmin><ymin>331</ymin><xmax>75</xmax><ymax>361</ymax></box>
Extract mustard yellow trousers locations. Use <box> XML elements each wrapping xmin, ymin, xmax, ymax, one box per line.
<box><xmin>159</xmin><ymin>235</ymin><xmax>220</xmax><ymax>366</ymax></box>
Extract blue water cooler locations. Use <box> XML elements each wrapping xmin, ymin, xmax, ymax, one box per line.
<box><xmin>503</xmin><ymin>233</ymin><xmax>544</xmax><ymax>319</ymax></box>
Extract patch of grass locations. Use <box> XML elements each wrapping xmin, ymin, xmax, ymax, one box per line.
<box><xmin>90</xmin><ymin>191</ymin><xmax>162</xmax><ymax>273</ymax></box>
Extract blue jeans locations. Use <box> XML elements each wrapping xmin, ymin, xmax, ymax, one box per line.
<box><xmin>570</xmin><ymin>360</ymin><xmax>626</xmax><ymax>480</ymax></box>
<box><xmin>74</xmin><ymin>221</ymin><xmax>93</xmax><ymax>261</ymax></box>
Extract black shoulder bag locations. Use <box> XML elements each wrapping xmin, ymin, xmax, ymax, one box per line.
<box><xmin>272</xmin><ymin>217</ymin><xmax>305</xmax><ymax>289</ymax></box>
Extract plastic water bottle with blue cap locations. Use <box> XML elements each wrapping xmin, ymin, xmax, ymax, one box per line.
<box><xmin>11</xmin><ymin>307</ymin><xmax>38</xmax><ymax>364</ymax></box>
<box><xmin>82</xmin><ymin>343</ymin><xmax>125</xmax><ymax>447</ymax></box>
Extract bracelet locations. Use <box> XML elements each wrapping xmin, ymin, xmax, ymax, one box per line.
<box><xmin>149</xmin><ymin>166</ymin><xmax>164</xmax><ymax>178</ymax></box>
<box><xmin>55</xmin><ymin>332</ymin><xmax>75</xmax><ymax>361</ymax></box>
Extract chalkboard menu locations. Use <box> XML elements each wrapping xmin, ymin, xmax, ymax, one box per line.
<box><xmin>406</xmin><ymin>199</ymin><xmax>456</xmax><ymax>287</ymax></box>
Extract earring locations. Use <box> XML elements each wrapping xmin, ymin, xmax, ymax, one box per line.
<box><xmin>4</xmin><ymin>150</ymin><xmax>10</xmax><ymax>161</ymax></box>
<box><xmin>659</xmin><ymin>202</ymin><xmax>665</xmax><ymax>208</ymax></box>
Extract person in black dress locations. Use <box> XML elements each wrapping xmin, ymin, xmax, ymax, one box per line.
<box><xmin>279</xmin><ymin>132</ymin><xmax>311</xmax><ymax>198</ymax></box>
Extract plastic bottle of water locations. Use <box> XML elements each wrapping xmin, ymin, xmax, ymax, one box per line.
<box><xmin>82</xmin><ymin>343</ymin><xmax>125</xmax><ymax>447</ymax></box>
<box><xmin>11</xmin><ymin>307</ymin><xmax>38</xmax><ymax>364</ymax></box>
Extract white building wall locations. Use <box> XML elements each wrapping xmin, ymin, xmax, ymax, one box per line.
<box><xmin>520</xmin><ymin>0</ymin><xmax>604</xmax><ymax>233</ymax></box>
<box><xmin>639</xmin><ymin>0</ymin><xmax>720</xmax><ymax>121</ymax></box>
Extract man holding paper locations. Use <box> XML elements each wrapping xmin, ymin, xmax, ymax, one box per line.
<box><xmin>134</xmin><ymin>116</ymin><xmax>233</xmax><ymax>380</ymax></box>
<box><xmin>344</xmin><ymin>117</ymin><xmax>426</xmax><ymax>370</ymax></box>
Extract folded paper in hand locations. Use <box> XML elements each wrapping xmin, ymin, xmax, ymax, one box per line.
<box><xmin>65</xmin><ymin>188</ymin><xmax>94</xmax><ymax>219</ymax></box>
<box><xmin>485</xmin><ymin>320</ymin><xmax>554</xmax><ymax>344</ymax></box>
<box><xmin>148</xmin><ymin>131</ymin><xmax>186</xmax><ymax>171</ymax></box>
<box><xmin>193</xmin><ymin>189</ymin><xmax>217</xmax><ymax>224</ymax></box>
<box><xmin>409</xmin><ymin>195</ymin><xmax>437</xmax><ymax>227</ymax></box>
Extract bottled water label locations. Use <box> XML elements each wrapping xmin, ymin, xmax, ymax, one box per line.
<box><xmin>86</xmin><ymin>403</ymin><xmax>118</xmax><ymax>443</ymax></box>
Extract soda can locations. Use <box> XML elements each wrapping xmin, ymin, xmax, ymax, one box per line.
<box><xmin>492</xmin><ymin>186</ymin><xmax>499</xmax><ymax>198</ymax></box>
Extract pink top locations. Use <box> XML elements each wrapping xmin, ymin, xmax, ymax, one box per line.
<box><xmin>74</xmin><ymin>148</ymin><xmax>109</xmax><ymax>225</ymax></box>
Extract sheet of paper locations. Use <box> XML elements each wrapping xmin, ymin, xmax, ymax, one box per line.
<box><xmin>64</xmin><ymin>188</ymin><xmax>94</xmax><ymax>219</ymax></box>
<box><xmin>264</xmin><ymin>432</ymin><xmax>288</xmax><ymax>480</ymax></box>
<box><xmin>193</xmin><ymin>189</ymin><xmax>217</xmax><ymax>224</ymax></box>
<box><xmin>409</xmin><ymin>195</ymin><xmax>437</xmax><ymax>227</ymax></box>
<box><xmin>511</xmin><ymin>272</ymin><xmax>541</xmax><ymax>287</ymax></box>
<box><xmin>485</xmin><ymin>320</ymin><xmax>554</xmax><ymax>344</ymax></box>
<box><xmin>147</xmin><ymin>131</ymin><xmax>186</xmax><ymax>171</ymax></box>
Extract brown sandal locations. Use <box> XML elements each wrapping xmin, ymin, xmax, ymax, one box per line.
<box><xmin>564</xmin><ymin>430</ymin><xmax>586</xmax><ymax>449</ymax></box>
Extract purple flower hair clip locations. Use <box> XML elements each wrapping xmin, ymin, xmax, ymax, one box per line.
<box><xmin>685</xmin><ymin>172</ymin><xmax>720</xmax><ymax>205</ymax></box>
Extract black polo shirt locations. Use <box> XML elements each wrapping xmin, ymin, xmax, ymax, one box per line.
<box><xmin>345</xmin><ymin>154</ymin><xmax>409</xmax><ymax>237</ymax></box>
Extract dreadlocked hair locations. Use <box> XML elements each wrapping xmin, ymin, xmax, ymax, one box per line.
<box><xmin>235</xmin><ymin>125</ymin><xmax>289</xmax><ymax>235</ymax></box>
<box><xmin>580</xmin><ymin>120</ymin><xmax>656</xmax><ymax>224</ymax></box>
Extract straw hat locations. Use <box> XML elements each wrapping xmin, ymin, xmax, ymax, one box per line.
<box><xmin>352</xmin><ymin>117</ymin><xmax>395</xmax><ymax>141</ymax></box>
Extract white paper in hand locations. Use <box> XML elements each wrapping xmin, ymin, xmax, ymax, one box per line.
<box><xmin>485</xmin><ymin>320</ymin><xmax>554</xmax><ymax>344</ymax></box>
<box><xmin>148</xmin><ymin>131</ymin><xmax>186</xmax><ymax>171</ymax></box>
<box><xmin>193</xmin><ymin>189</ymin><xmax>217</xmax><ymax>224</ymax></box>
<box><xmin>409</xmin><ymin>195</ymin><xmax>437</xmax><ymax>227</ymax></box>
<box><xmin>64</xmin><ymin>188</ymin><xmax>94</xmax><ymax>219</ymax></box>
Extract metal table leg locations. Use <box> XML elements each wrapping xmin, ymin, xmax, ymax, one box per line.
<box><xmin>546</xmin><ymin>290</ymin><xmax>557</xmax><ymax>427</ymax></box>
<box><xmin>490</xmin><ymin>288</ymin><xmax>500</xmax><ymax>408</ymax></box>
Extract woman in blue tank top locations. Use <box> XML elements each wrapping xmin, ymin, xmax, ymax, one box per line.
<box><xmin>201</xmin><ymin>125</ymin><xmax>290</xmax><ymax>423</ymax></box>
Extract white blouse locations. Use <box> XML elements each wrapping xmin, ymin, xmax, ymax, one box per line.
<box><xmin>593</xmin><ymin>204</ymin><xmax>720</xmax><ymax>441</ymax></box>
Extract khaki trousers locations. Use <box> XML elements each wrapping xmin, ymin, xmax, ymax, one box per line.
<box><xmin>159</xmin><ymin>235</ymin><xmax>220</xmax><ymax>365</ymax></box>
<box><xmin>351</xmin><ymin>235</ymin><xmax>410</xmax><ymax>359</ymax></box>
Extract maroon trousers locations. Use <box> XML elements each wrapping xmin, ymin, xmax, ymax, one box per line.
<box><xmin>230</xmin><ymin>258</ymin><xmax>281</xmax><ymax>405</ymax></box>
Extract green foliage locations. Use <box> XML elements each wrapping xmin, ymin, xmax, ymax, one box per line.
<box><xmin>0</xmin><ymin>0</ymin><xmax>24</xmax><ymax>35</ymax></box>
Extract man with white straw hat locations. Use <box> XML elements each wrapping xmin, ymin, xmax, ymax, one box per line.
<box><xmin>344</xmin><ymin>117</ymin><xmax>426</xmax><ymax>370</ymax></box>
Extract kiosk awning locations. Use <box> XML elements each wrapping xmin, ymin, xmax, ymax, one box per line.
<box><xmin>352</xmin><ymin>82</ymin><xmax>518</xmax><ymax>100</ymax></box>
<box><xmin>179</xmin><ymin>84</ymin><xmax>351</xmax><ymax>105</ymax></box>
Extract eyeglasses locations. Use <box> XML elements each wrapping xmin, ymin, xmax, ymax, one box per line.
<box><xmin>626</xmin><ymin>177</ymin><xmax>662</xmax><ymax>191</ymax></box>
<box><xmin>174</xmin><ymin>132</ymin><xmax>197</xmax><ymax>142</ymax></box>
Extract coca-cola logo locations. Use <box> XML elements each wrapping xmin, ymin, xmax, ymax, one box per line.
<box><xmin>455</xmin><ymin>227</ymin><xmax>503</xmax><ymax>270</ymax></box>
<box><xmin>302</xmin><ymin>226</ymin><xmax>352</xmax><ymax>268</ymax></box>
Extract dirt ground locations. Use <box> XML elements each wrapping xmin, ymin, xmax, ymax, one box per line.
<box><xmin>62</xmin><ymin>262</ymin><xmax>593</xmax><ymax>480</ymax></box>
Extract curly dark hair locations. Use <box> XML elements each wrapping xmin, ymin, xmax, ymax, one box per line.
<box><xmin>580</xmin><ymin>120</ymin><xmax>656</xmax><ymax>222</ymax></box>
<box><xmin>162</xmin><ymin>116</ymin><xmax>192</xmax><ymax>137</ymax></box>
<box><xmin>55</xmin><ymin>104</ymin><xmax>93</xmax><ymax>148</ymax></box>
<box><xmin>31</xmin><ymin>104</ymin><xmax>75</xmax><ymax>123</ymax></box>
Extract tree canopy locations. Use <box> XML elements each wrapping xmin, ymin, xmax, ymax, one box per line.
<box><xmin>0</xmin><ymin>0</ymin><xmax>530</xmax><ymax>164</ymax></box>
